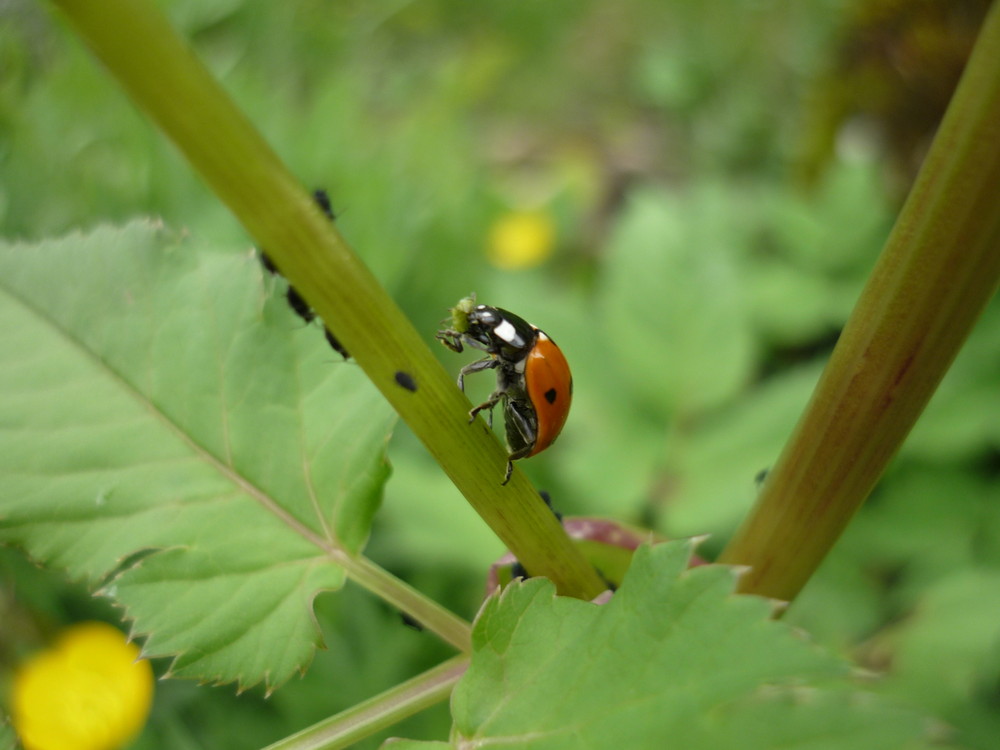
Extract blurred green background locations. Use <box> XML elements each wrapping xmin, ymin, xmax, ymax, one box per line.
<box><xmin>1</xmin><ymin>0</ymin><xmax>998</xmax><ymax>747</ymax></box>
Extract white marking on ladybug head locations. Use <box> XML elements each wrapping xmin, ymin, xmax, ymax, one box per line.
<box><xmin>493</xmin><ymin>319</ymin><xmax>523</xmax><ymax>347</ymax></box>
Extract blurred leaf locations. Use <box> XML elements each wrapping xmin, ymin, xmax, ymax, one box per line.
<box><xmin>783</xmin><ymin>550</ymin><xmax>885</xmax><ymax>652</ymax></box>
<box><xmin>599</xmin><ymin>186</ymin><xmax>756</xmax><ymax>417</ymax></box>
<box><xmin>665</xmin><ymin>362</ymin><xmax>824</xmax><ymax>537</ymax></box>
<box><xmin>0</xmin><ymin>720</ymin><xmax>15</xmax><ymax>749</ymax></box>
<box><xmin>273</xmin><ymin>72</ymin><xmax>483</xmax><ymax>296</ymax></box>
<box><xmin>848</xmin><ymin>468</ymin><xmax>993</xmax><ymax>601</ymax></box>
<box><xmin>885</xmin><ymin>570</ymin><xmax>1000</xmax><ymax>707</ymax></box>
<box><xmin>904</xmin><ymin>301</ymin><xmax>1000</xmax><ymax>462</ymax></box>
<box><xmin>439</xmin><ymin>541</ymin><xmax>930</xmax><ymax>749</ymax></box>
<box><xmin>744</xmin><ymin>259</ymin><xmax>843</xmax><ymax>345</ymax></box>
<box><xmin>747</xmin><ymin>161</ymin><xmax>893</xmax><ymax>347</ymax></box>
<box><xmin>771</xmin><ymin>160</ymin><xmax>891</xmax><ymax>277</ymax></box>
<box><xmin>553</xmin><ymin>382</ymin><xmax>665</xmax><ymax>519</ymax></box>
<box><xmin>0</xmin><ymin>223</ymin><xmax>395</xmax><ymax>690</ymax></box>
<box><xmin>0</xmin><ymin>7</ymin><xmax>223</xmax><ymax>240</ymax></box>
<box><xmin>154</xmin><ymin>0</ymin><xmax>245</xmax><ymax>33</ymax></box>
<box><xmin>872</xmin><ymin>570</ymin><xmax>1000</xmax><ymax>749</ymax></box>
<box><xmin>375</xmin><ymin>448</ymin><xmax>505</xmax><ymax>572</ymax></box>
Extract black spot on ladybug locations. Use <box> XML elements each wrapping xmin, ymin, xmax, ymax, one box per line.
<box><xmin>394</xmin><ymin>371</ymin><xmax>417</xmax><ymax>392</ymax></box>
<box><xmin>544</xmin><ymin>388</ymin><xmax>557</xmax><ymax>404</ymax></box>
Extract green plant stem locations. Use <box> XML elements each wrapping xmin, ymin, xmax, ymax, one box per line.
<box><xmin>48</xmin><ymin>0</ymin><xmax>607</xmax><ymax>601</ymax></box>
<box><xmin>347</xmin><ymin>555</ymin><xmax>471</xmax><ymax>652</ymax></box>
<box><xmin>261</xmin><ymin>655</ymin><xmax>468</xmax><ymax>750</ymax></box>
<box><xmin>719</xmin><ymin>3</ymin><xmax>1000</xmax><ymax>602</ymax></box>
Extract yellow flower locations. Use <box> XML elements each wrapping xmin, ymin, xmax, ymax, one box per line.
<box><xmin>12</xmin><ymin>622</ymin><xmax>154</xmax><ymax>750</ymax></box>
<box><xmin>487</xmin><ymin>210</ymin><xmax>556</xmax><ymax>270</ymax></box>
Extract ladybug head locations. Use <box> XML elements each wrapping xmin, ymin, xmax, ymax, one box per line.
<box><xmin>460</xmin><ymin>306</ymin><xmax>502</xmax><ymax>349</ymax></box>
<box><xmin>467</xmin><ymin>306</ymin><xmax>534</xmax><ymax>356</ymax></box>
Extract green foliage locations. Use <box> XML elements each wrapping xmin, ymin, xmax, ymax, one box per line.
<box><xmin>599</xmin><ymin>185</ymin><xmax>756</xmax><ymax>416</ymax></box>
<box><xmin>0</xmin><ymin>223</ymin><xmax>395</xmax><ymax>690</ymax></box>
<box><xmin>413</xmin><ymin>542</ymin><xmax>929</xmax><ymax>749</ymax></box>
<box><xmin>2</xmin><ymin>0</ymin><xmax>999</xmax><ymax>748</ymax></box>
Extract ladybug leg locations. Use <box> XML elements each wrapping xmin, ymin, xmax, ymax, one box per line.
<box><xmin>436</xmin><ymin>329</ymin><xmax>464</xmax><ymax>353</ymax></box>
<box><xmin>456</xmin><ymin>357</ymin><xmax>498</xmax><ymax>392</ymax></box>
<box><xmin>469</xmin><ymin>390</ymin><xmax>502</xmax><ymax>427</ymax></box>
<box><xmin>502</xmin><ymin>459</ymin><xmax>515</xmax><ymax>485</ymax></box>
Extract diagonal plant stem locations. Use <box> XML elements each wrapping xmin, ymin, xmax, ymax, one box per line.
<box><xmin>346</xmin><ymin>555</ymin><xmax>471</xmax><ymax>652</ymax></box>
<box><xmin>261</xmin><ymin>655</ymin><xmax>468</xmax><ymax>750</ymax></box>
<box><xmin>720</xmin><ymin>2</ymin><xmax>1000</xmax><ymax>602</ymax></box>
<box><xmin>48</xmin><ymin>0</ymin><xmax>607</xmax><ymax>601</ymax></box>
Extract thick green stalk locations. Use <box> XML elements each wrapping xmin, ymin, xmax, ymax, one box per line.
<box><xmin>261</xmin><ymin>655</ymin><xmax>468</xmax><ymax>750</ymax></box>
<box><xmin>49</xmin><ymin>0</ymin><xmax>607</xmax><ymax>601</ymax></box>
<box><xmin>720</xmin><ymin>3</ymin><xmax>1000</xmax><ymax>602</ymax></box>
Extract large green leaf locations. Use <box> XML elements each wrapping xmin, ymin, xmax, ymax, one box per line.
<box><xmin>0</xmin><ymin>222</ymin><xmax>395</xmax><ymax>690</ymax></box>
<box><xmin>404</xmin><ymin>542</ymin><xmax>930</xmax><ymax>749</ymax></box>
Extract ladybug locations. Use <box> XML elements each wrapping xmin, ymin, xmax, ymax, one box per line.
<box><xmin>437</xmin><ymin>296</ymin><xmax>573</xmax><ymax>484</ymax></box>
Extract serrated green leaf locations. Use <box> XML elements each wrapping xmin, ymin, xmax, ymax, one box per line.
<box><xmin>443</xmin><ymin>542</ymin><xmax>930</xmax><ymax>749</ymax></box>
<box><xmin>0</xmin><ymin>222</ymin><xmax>396</xmax><ymax>690</ymax></box>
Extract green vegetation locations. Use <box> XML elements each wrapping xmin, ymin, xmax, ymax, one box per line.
<box><xmin>1</xmin><ymin>1</ymin><xmax>998</xmax><ymax>748</ymax></box>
